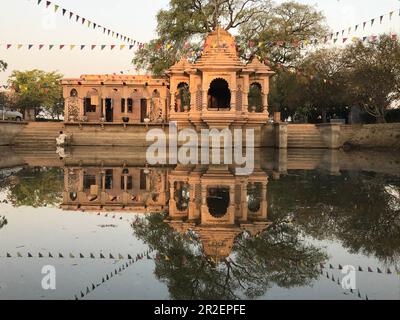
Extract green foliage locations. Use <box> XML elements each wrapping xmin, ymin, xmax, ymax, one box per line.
<box><xmin>6</xmin><ymin>167</ymin><xmax>64</xmax><ymax>208</ymax></box>
<box><xmin>342</xmin><ymin>35</ymin><xmax>400</xmax><ymax>123</ymax></box>
<box><xmin>132</xmin><ymin>212</ymin><xmax>327</xmax><ymax>300</ymax></box>
<box><xmin>133</xmin><ymin>0</ymin><xmax>283</xmax><ymax>74</ymax></box>
<box><xmin>268</xmin><ymin>170</ymin><xmax>400</xmax><ymax>264</ymax></box>
<box><xmin>238</xmin><ymin>1</ymin><xmax>328</xmax><ymax>65</ymax></box>
<box><xmin>8</xmin><ymin>69</ymin><xmax>64</xmax><ymax>118</ymax></box>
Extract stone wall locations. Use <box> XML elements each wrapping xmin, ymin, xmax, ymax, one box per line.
<box><xmin>0</xmin><ymin>121</ymin><xmax>26</xmax><ymax>146</ymax></box>
<box><xmin>343</xmin><ymin>123</ymin><xmax>400</xmax><ymax>149</ymax></box>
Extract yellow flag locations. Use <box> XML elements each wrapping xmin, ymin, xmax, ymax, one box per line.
<box><xmin>70</xmin><ymin>45</ymin><xmax>76</xmax><ymax>50</ymax></box>
<box><xmin>120</xmin><ymin>45</ymin><xmax>125</xmax><ymax>50</ymax></box>
<box><xmin>17</xmin><ymin>44</ymin><xmax>23</xmax><ymax>49</ymax></box>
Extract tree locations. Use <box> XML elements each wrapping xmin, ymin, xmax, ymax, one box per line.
<box><xmin>343</xmin><ymin>35</ymin><xmax>400</xmax><ymax>123</ymax></box>
<box><xmin>0</xmin><ymin>60</ymin><xmax>7</xmax><ymax>72</ymax></box>
<box><xmin>132</xmin><ymin>213</ymin><xmax>327</xmax><ymax>299</ymax></box>
<box><xmin>6</xmin><ymin>167</ymin><xmax>64</xmax><ymax>208</ymax></box>
<box><xmin>238</xmin><ymin>1</ymin><xmax>328</xmax><ymax>66</ymax></box>
<box><xmin>135</xmin><ymin>0</ymin><xmax>331</xmax><ymax>75</ymax></box>
<box><xmin>8</xmin><ymin>69</ymin><xmax>64</xmax><ymax>119</ymax></box>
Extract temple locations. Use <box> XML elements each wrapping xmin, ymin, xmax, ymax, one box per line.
<box><xmin>62</xmin><ymin>26</ymin><xmax>275</xmax><ymax>131</ymax></box>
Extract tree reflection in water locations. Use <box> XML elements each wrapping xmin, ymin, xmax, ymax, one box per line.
<box><xmin>132</xmin><ymin>213</ymin><xmax>327</xmax><ymax>300</ymax></box>
<box><xmin>4</xmin><ymin>167</ymin><xmax>64</xmax><ymax>208</ymax></box>
<box><xmin>269</xmin><ymin>171</ymin><xmax>400</xmax><ymax>266</ymax></box>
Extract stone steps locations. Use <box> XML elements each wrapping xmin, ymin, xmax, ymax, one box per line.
<box><xmin>13</xmin><ymin>122</ymin><xmax>64</xmax><ymax>147</ymax></box>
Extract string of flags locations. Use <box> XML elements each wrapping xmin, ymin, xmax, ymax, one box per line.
<box><xmin>321</xmin><ymin>268</ymin><xmax>369</xmax><ymax>300</ymax></box>
<box><xmin>28</xmin><ymin>0</ymin><xmax>145</xmax><ymax>47</ymax></box>
<box><xmin>328</xmin><ymin>8</ymin><xmax>400</xmax><ymax>43</ymax></box>
<box><xmin>74</xmin><ymin>249</ymin><xmax>154</xmax><ymax>300</ymax></box>
<box><xmin>320</xmin><ymin>263</ymin><xmax>398</xmax><ymax>275</ymax></box>
<box><xmin>0</xmin><ymin>44</ymin><xmax>139</xmax><ymax>50</ymax></box>
<box><xmin>1</xmin><ymin>251</ymin><xmax>152</xmax><ymax>260</ymax></box>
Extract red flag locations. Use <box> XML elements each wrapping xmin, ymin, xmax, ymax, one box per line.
<box><xmin>7</xmin><ymin>44</ymin><xmax>11</xmax><ymax>49</ymax></box>
<box><xmin>342</xmin><ymin>38</ymin><xmax>348</xmax><ymax>43</ymax></box>
<box><xmin>91</xmin><ymin>45</ymin><xmax>96</xmax><ymax>50</ymax></box>
<box><xmin>110</xmin><ymin>45</ymin><xmax>116</xmax><ymax>50</ymax></box>
<box><xmin>39</xmin><ymin>44</ymin><xmax>44</xmax><ymax>50</ymax></box>
<box><xmin>46</xmin><ymin>1</ymin><xmax>51</xmax><ymax>8</ymax></box>
<box><xmin>60</xmin><ymin>45</ymin><xmax>65</xmax><ymax>49</ymax></box>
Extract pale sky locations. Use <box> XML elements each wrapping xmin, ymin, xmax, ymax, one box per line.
<box><xmin>1</xmin><ymin>0</ymin><xmax>400</xmax><ymax>84</ymax></box>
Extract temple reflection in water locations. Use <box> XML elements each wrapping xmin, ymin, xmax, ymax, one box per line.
<box><xmin>61</xmin><ymin>152</ymin><xmax>272</xmax><ymax>261</ymax></box>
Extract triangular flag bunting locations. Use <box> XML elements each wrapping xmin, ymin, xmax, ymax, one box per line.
<box><xmin>39</xmin><ymin>44</ymin><xmax>44</xmax><ymax>50</ymax></box>
<box><xmin>46</xmin><ymin>1</ymin><xmax>51</xmax><ymax>8</ymax></box>
<box><xmin>91</xmin><ymin>45</ymin><xmax>96</xmax><ymax>50</ymax></box>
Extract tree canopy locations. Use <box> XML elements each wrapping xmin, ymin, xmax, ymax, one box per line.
<box><xmin>8</xmin><ymin>69</ymin><xmax>64</xmax><ymax>119</ymax></box>
<box><xmin>342</xmin><ymin>35</ymin><xmax>400</xmax><ymax>123</ymax></box>
<box><xmin>132</xmin><ymin>0</ymin><xmax>326</xmax><ymax>75</ymax></box>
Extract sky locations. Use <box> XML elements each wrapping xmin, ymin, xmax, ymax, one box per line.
<box><xmin>1</xmin><ymin>0</ymin><xmax>400</xmax><ymax>84</ymax></box>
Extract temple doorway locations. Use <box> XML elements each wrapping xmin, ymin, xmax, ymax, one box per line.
<box><xmin>207</xmin><ymin>187</ymin><xmax>230</xmax><ymax>218</ymax></box>
<box><xmin>105</xmin><ymin>99</ymin><xmax>113</xmax><ymax>122</ymax></box>
<box><xmin>140</xmin><ymin>99</ymin><xmax>147</xmax><ymax>122</ymax></box>
<box><xmin>208</xmin><ymin>79</ymin><xmax>231</xmax><ymax>110</ymax></box>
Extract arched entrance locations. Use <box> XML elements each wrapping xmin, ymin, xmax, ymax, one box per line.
<box><xmin>248</xmin><ymin>83</ymin><xmax>263</xmax><ymax>113</ymax></box>
<box><xmin>207</xmin><ymin>187</ymin><xmax>230</xmax><ymax>218</ymax></box>
<box><xmin>208</xmin><ymin>79</ymin><xmax>231</xmax><ymax>110</ymax></box>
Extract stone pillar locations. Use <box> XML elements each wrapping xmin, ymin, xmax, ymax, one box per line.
<box><xmin>240</xmin><ymin>183</ymin><xmax>248</xmax><ymax>222</ymax></box>
<box><xmin>201</xmin><ymin>184</ymin><xmax>208</xmax><ymax>225</ymax></box>
<box><xmin>319</xmin><ymin>124</ymin><xmax>342</xmax><ymax>149</ymax></box>
<box><xmin>260</xmin><ymin>181</ymin><xmax>268</xmax><ymax>219</ymax></box>
<box><xmin>202</xmin><ymin>90</ymin><xmax>208</xmax><ymax>111</ymax></box>
<box><xmin>102</xmin><ymin>99</ymin><xmax>106</xmax><ymax>119</ymax></box>
<box><xmin>230</xmin><ymin>89</ymin><xmax>237</xmax><ymax>111</ymax></box>
<box><xmin>170</xmin><ymin>92</ymin><xmax>176</xmax><ymax>113</ymax></box>
<box><xmin>275</xmin><ymin>123</ymin><xmax>288</xmax><ymax>149</ymax></box>
<box><xmin>274</xmin><ymin>148</ymin><xmax>288</xmax><ymax>174</ymax></box>
<box><xmin>243</xmin><ymin>75</ymin><xmax>249</xmax><ymax>112</ymax></box>
<box><xmin>262</xmin><ymin>93</ymin><xmax>269</xmax><ymax>115</ymax></box>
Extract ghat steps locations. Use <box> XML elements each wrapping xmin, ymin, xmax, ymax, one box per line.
<box><xmin>13</xmin><ymin>122</ymin><xmax>64</xmax><ymax>147</ymax></box>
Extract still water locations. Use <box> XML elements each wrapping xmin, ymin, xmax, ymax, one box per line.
<box><xmin>0</xmin><ymin>147</ymin><xmax>399</xmax><ymax>300</ymax></box>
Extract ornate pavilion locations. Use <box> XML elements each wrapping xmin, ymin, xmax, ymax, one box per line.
<box><xmin>62</xmin><ymin>26</ymin><xmax>275</xmax><ymax>131</ymax></box>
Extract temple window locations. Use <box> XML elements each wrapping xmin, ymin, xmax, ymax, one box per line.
<box><xmin>208</xmin><ymin>78</ymin><xmax>231</xmax><ymax>110</ymax></box>
<box><xmin>83</xmin><ymin>174</ymin><xmax>96</xmax><ymax>190</ymax></box>
<box><xmin>120</xmin><ymin>175</ymin><xmax>133</xmax><ymax>190</ymax></box>
<box><xmin>70</xmin><ymin>89</ymin><xmax>78</xmax><ymax>97</ymax></box>
<box><xmin>248</xmin><ymin>83</ymin><xmax>263</xmax><ymax>112</ymax></box>
<box><xmin>121</xmin><ymin>98</ymin><xmax>126</xmax><ymax>113</ymax></box>
<box><xmin>127</xmin><ymin>98</ymin><xmax>133</xmax><ymax>113</ymax></box>
<box><xmin>207</xmin><ymin>187</ymin><xmax>230</xmax><ymax>218</ymax></box>
<box><xmin>84</xmin><ymin>98</ymin><xmax>96</xmax><ymax>113</ymax></box>
<box><xmin>174</xmin><ymin>182</ymin><xmax>190</xmax><ymax>212</ymax></box>
<box><xmin>104</xmin><ymin>169</ymin><xmax>113</xmax><ymax>190</ymax></box>
<box><xmin>247</xmin><ymin>182</ymin><xmax>261</xmax><ymax>213</ymax></box>
<box><xmin>176</xmin><ymin>83</ymin><xmax>190</xmax><ymax>112</ymax></box>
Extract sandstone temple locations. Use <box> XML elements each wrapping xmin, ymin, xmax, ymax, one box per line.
<box><xmin>62</xmin><ymin>27</ymin><xmax>275</xmax><ymax>132</ymax></box>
